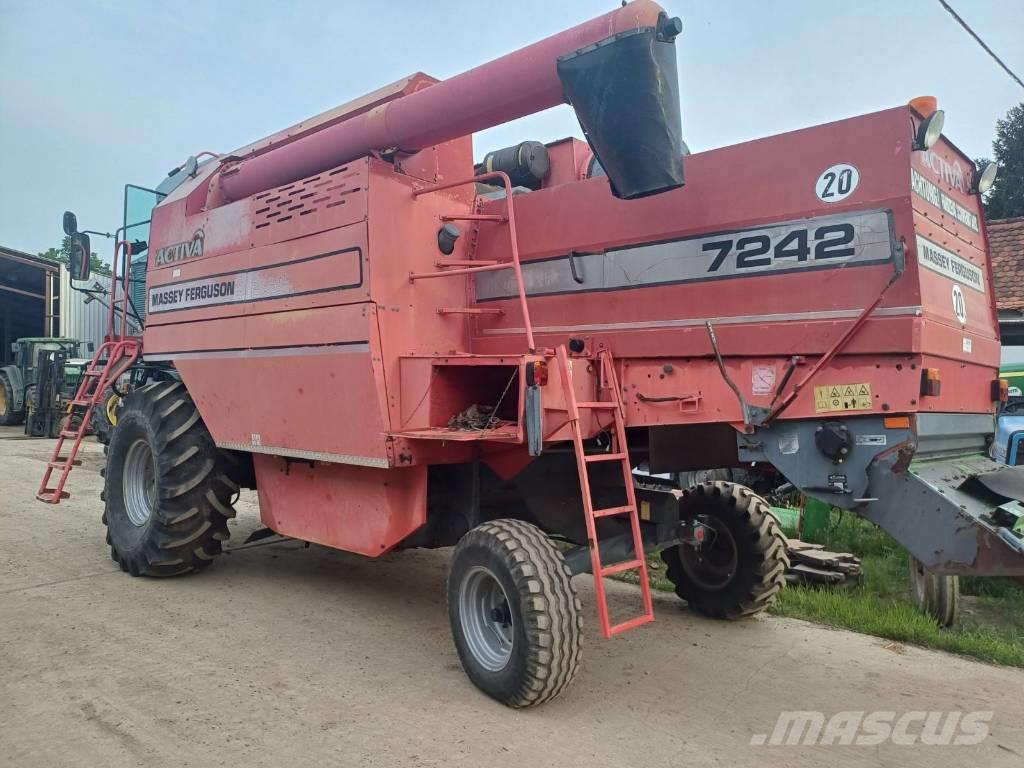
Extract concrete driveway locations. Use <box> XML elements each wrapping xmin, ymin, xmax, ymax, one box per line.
<box><xmin>1</xmin><ymin>426</ymin><xmax>1021</xmax><ymax>767</ymax></box>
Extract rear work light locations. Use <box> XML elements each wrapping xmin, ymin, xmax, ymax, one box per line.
<box><xmin>972</xmin><ymin>162</ymin><xmax>999</xmax><ymax>195</ymax></box>
<box><xmin>921</xmin><ymin>368</ymin><xmax>942</xmax><ymax>397</ymax></box>
<box><xmin>914</xmin><ymin>109</ymin><xmax>945</xmax><ymax>151</ymax></box>
<box><xmin>993</xmin><ymin>378</ymin><xmax>1009</xmax><ymax>403</ymax></box>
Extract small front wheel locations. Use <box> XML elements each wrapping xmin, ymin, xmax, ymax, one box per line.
<box><xmin>448</xmin><ymin>519</ymin><xmax>582</xmax><ymax>708</ymax></box>
<box><xmin>662</xmin><ymin>481</ymin><xmax>788</xmax><ymax>619</ymax></box>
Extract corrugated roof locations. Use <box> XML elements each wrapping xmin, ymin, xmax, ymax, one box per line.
<box><xmin>0</xmin><ymin>244</ymin><xmax>59</xmax><ymax>271</ymax></box>
<box><xmin>989</xmin><ymin>217</ymin><xmax>1024</xmax><ymax>311</ymax></box>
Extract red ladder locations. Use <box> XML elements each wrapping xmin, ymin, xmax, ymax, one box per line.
<box><xmin>36</xmin><ymin>339</ymin><xmax>140</xmax><ymax>503</ymax></box>
<box><xmin>555</xmin><ymin>345</ymin><xmax>654</xmax><ymax>638</ymax></box>
<box><xmin>408</xmin><ymin>170</ymin><xmax>535</xmax><ymax>352</ymax></box>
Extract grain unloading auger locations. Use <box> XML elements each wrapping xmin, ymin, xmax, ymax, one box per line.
<box><xmin>46</xmin><ymin>1</ymin><xmax>1023</xmax><ymax>706</ymax></box>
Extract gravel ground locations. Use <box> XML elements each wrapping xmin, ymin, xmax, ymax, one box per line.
<box><xmin>1</xmin><ymin>426</ymin><xmax>1022</xmax><ymax>767</ymax></box>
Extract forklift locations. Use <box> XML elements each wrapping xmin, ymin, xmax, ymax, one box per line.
<box><xmin>0</xmin><ymin>337</ymin><xmax>92</xmax><ymax>437</ymax></box>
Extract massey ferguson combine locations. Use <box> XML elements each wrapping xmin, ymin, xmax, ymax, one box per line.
<box><xmin>42</xmin><ymin>0</ymin><xmax>1024</xmax><ymax>707</ymax></box>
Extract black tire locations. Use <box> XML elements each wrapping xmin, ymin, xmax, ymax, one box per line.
<box><xmin>448</xmin><ymin>519</ymin><xmax>583</xmax><ymax>708</ymax></box>
<box><xmin>0</xmin><ymin>371</ymin><xmax>24</xmax><ymax>426</ymax></box>
<box><xmin>910</xmin><ymin>556</ymin><xmax>959</xmax><ymax>627</ymax></box>
<box><xmin>92</xmin><ymin>387</ymin><xmax>120</xmax><ymax>445</ymax></box>
<box><xmin>101</xmin><ymin>380</ymin><xmax>237</xmax><ymax>576</ymax></box>
<box><xmin>662</xmin><ymin>481</ymin><xmax>788</xmax><ymax>619</ymax></box>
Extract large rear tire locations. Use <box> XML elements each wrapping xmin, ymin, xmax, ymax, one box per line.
<box><xmin>102</xmin><ymin>380</ymin><xmax>237</xmax><ymax>576</ymax></box>
<box><xmin>0</xmin><ymin>371</ymin><xmax>24</xmax><ymax>426</ymax></box>
<box><xmin>662</xmin><ymin>481</ymin><xmax>788</xmax><ymax>619</ymax></box>
<box><xmin>448</xmin><ymin>519</ymin><xmax>583</xmax><ymax>708</ymax></box>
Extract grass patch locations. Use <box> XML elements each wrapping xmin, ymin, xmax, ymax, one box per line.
<box><xmin>771</xmin><ymin>583</ymin><xmax>1024</xmax><ymax>667</ymax></box>
<box><xmin>774</xmin><ymin>511</ymin><xmax>1024</xmax><ymax>666</ymax></box>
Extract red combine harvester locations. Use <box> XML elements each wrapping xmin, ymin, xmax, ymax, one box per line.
<box><xmin>44</xmin><ymin>0</ymin><xmax>1022</xmax><ymax>706</ymax></box>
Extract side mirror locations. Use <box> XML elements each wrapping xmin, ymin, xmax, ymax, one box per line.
<box><xmin>86</xmin><ymin>342</ymin><xmax>95</xmax><ymax>353</ymax></box>
<box><xmin>62</xmin><ymin>211</ymin><xmax>78</xmax><ymax>236</ymax></box>
<box><xmin>69</xmin><ymin>232</ymin><xmax>92</xmax><ymax>281</ymax></box>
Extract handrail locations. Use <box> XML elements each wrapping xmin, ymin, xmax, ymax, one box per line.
<box><xmin>106</xmin><ymin>240</ymin><xmax>134</xmax><ymax>342</ymax></box>
<box><xmin>411</xmin><ymin>170</ymin><xmax>536</xmax><ymax>352</ymax></box>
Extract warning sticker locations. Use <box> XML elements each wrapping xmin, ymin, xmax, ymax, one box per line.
<box><xmin>813</xmin><ymin>383</ymin><xmax>873</xmax><ymax>413</ymax></box>
<box><xmin>752</xmin><ymin>365</ymin><xmax>777</xmax><ymax>395</ymax></box>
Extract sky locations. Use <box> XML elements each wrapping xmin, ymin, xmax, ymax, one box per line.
<box><xmin>1</xmin><ymin>0</ymin><xmax>1022</xmax><ymax>262</ymax></box>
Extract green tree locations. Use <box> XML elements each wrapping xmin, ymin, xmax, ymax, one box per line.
<box><xmin>982</xmin><ymin>102</ymin><xmax>1024</xmax><ymax>220</ymax></box>
<box><xmin>37</xmin><ymin>236</ymin><xmax>111</xmax><ymax>277</ymax></box>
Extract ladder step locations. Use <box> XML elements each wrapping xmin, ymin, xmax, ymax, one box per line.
<box><xmin>592</xmin><ymin>505</ymin><xmax>634</xmax><ymax>518</ymax></box>
<box><xmin>71</xmin><ymin>399</ymin><xmax>95</xmax><ymax>407</ymax></box>
<box><xmin>584</xmin><ymin>452</ymin><xmax>628</xmax><ymax>463</ymax></box>
<box><xmin>37</xmin><ymin>490</ymin><xmax>70</xmax><ymax>502</ymax></box>
<box><xmin>440</xmin><ymin>213</ymin><xmax>507</xmax><ymax>223</ymax></box>
<box><xmin>437</xmin><ymin>307</ymin><xmax>504</xmax><ymax>315</ymax></box>
<box><xmin>59</xmin><ymin>430</ymin><xmax>81</xmax><ymax>438</ymax></box>
<box><xmin>83</xmin><ymin>370</ymin><xmax>103</xmax><ymax>377</ymax></box>
<box><xmin>48</xmin><ymin>460</ymin><xmax>81</xmax><ymax>469</ymax></box>
<box><xmin>435</xmin><ymin>259</ymin><xmax>500</xmax><ymax>268</ymax></box>
<box><xmin>576</xmin><ymin>401</ymin><xmax>618</xmax><ymax>409</ymax></box>
<box><xmin>608</xmin><ymin>614</ymin><xmax>655</xmax><ymax>636</ymax></box>
<box><xmin>600</xmin><ymin>558</ymin><xmax>644</xmax><ymax>577</ymax></box>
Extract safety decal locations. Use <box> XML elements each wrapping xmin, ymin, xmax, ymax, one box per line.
<box><xmin>813</xmin><ymin>383</ymin><xmax>873</xmax><ymax>413</ymax></box>
<box><xmin>751</xmin><ymin>365</ymin><xmax>776</xmax><ymax>395</ymax></box>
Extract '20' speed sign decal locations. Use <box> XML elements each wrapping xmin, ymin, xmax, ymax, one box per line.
<box><xmin>815</xmin><ymin>164</ymin><xmax>860</xmax><ymax>203</ymax></box>
<box><xmin>952</xmin><ymin>284</ymin><xmax>967</xmax><ymax>324</ymax></box>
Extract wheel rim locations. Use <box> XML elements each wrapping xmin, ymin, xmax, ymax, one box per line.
<box><xmin>123</xmin><ymin>438</ymin><xmax>157</xmax><ymax>527</ymax></box>
<box><xmin>458</xmin><ymin>566</ymin><xmax>514</xmax><ymax>672</ymax></box>
<box><xmin>106</xmin><ymin>393</ymin><xmax>121</xmax><ymax>426</ymax></box>
<box><xmin>679</xmin><ymin>516</ymin><xmax>738</xmax><ymax>591</ymax></box>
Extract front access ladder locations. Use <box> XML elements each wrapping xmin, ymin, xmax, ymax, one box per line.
<box><xmin>36</xmin><ymin>338</ymin><xmax>139</xmax><ymax>503</ymax></box>
<box><xmin>556</xmin><ymin>345</ymin><xmax>655</xmax><ymax>638</ymax></box>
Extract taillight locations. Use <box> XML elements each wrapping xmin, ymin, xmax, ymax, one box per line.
<box><xmin>525</xmin><ymin>361</ymin><xmax>548</xmax><ymax>387</ymax></box>
<box><xmin>921</xmin><ymin>368</ymin><xmax>942</xmax><ymax>397</ymax></box>
<box><xmin>993</xmin><ymin>378</ymin><xmax>1009</xmax><ymax>403</ymax></box>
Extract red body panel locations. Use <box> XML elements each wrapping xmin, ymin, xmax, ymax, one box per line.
<box><xmin>143</xmin><ymin>103</ymin><xmax>998</xmax><ymax>556</ymax></box>
<box><xmin>255</xmin><ymin>455</ymin><xmax>426</xmax><ymax>555</ymax></box>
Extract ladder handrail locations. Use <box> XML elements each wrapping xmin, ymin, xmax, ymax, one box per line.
<box><xmin>412</xmin><ymin>170</ymin><xmax>536</xmax><ymax>352</ymax></box>
<box><xmin>106</xmin><ymin>240</ymin><xmax>136</xmax><ymax>342</ymax></box>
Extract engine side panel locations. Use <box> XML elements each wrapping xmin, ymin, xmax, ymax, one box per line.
<box><xmin>254</xmin><ymin>455</ymin><xmax>427</xmax><ymax>555</ymax></box>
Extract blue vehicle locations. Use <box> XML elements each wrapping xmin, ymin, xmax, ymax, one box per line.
<box><xmin>993</xmin><ymin>364</ymin><xmax>1024</xmax><ymax>466</ymax></box>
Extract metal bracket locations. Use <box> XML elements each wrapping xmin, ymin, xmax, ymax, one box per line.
<box><xmin>568</xmin><ymin>251</ymin><xmax>585</xmax><ymax>284</ymax></box>
<box><xmin>705</xmin><ymin>321</ymin><xmax>766</xmax><ymax>427</ymax></box>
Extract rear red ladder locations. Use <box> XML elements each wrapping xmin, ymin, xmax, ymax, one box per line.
<box><xmin>555</xmin><ymin>345</ymin><xmax>654</xmax><ymax>638</ymax></box>
<box><xmin>36</xmin><ymin>339</ymin><xmax>140</xmax><ymax>503</ymax></box>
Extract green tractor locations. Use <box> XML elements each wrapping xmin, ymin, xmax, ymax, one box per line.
<box><xmin>0</xmin><ymin>337</ymin><xmax>96</xmax><ymax>437</ymax></box>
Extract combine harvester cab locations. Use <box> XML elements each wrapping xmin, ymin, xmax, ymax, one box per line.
<box><xmin>45</xmin><ymin>0</ymin><xmax>1022</xmax><ymax>708</ymax></box>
